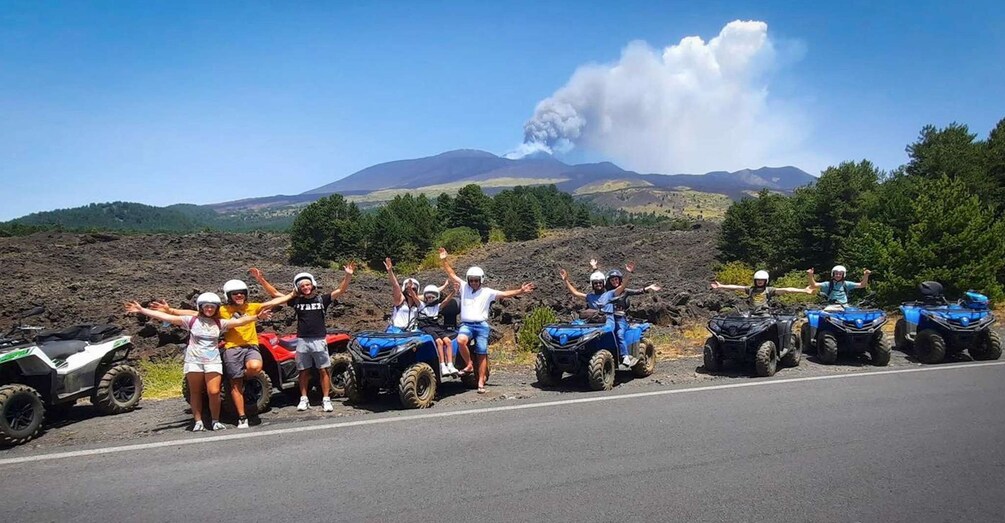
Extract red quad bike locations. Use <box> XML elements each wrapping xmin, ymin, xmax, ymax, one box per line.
<box><xmin>183</xmin><ymin>321</ymin><xmax>351</xmax><ymax>414</ymax></box>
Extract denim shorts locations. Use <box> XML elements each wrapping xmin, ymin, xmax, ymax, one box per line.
<box><xmin>458</xmin><ymin>321</ymin><xmax>491</xmax><ymax>355</ymax></box>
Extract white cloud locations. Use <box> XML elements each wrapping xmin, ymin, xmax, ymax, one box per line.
<box><xmin>513</xmin><ymin>20</ymin><xmax>817</xmax><ymax>173</ymax></box>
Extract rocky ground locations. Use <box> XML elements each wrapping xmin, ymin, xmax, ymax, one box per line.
<box><xmin>0</xmin><ymin>223</ymin><xmax>730</xmax><ymax>358</ymax></box>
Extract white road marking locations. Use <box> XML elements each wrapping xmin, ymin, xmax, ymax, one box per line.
<box><xmin>3</xmin><ymin>360</ymin><xmax>1004</xmax><ymax>466</ymax></box>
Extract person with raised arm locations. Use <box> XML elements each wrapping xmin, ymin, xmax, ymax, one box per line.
<box><xmin>439</xmin><ymin>247</ymin><xmax>535</xmax><ymax>394</ymax></box>
<box><xmin>710</xmin><ymin>270</ymin><xmax>812</xmax><ymax>311</ymax></box>
<box><xmin>807</xmin><ymin>265</ymin><xmax>871</xmax><ymax>309</ymax></box>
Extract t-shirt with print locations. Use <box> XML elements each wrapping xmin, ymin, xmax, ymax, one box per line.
<box><xmin>218</xmin><ymin>302</ymin><xmax>263</xmax><ymax>349</ymax></box>
<box><xmin>819</xmin><ymin>281</ymin><xmax>861</xmax><ymax>305</ymax></box>
<box><xmin>459</xmin><ymin>283</ymin><xmax>499</xmax><ymax>323</ymax></box>
<box><xmin>291</xmin><ymin>294</ymin><xmax>333</xmax><ymax>339</ymax></box>
<box><xmin>746</xmin><ymin>287</ymin><xmax>777</xmax><ymax>308</ymax></box>
<box><xmin>179</xmin><ymin>316</ymin><xmax>238</xmax><ymax>365</ymax></box>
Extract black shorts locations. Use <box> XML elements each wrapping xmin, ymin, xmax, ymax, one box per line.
<box><xmin>420</xmin><ymin>325</ymin><xmax>454</xmax><ymax>340</ymax></box>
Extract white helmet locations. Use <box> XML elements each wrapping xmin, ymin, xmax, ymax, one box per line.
<box><xmin>753</xmin><ymin>270</ymin><xmax>770</xmax><ymax>281</ymax></box>
<box><xmin>196</xmin><ymin>292</ymin><xmax>222</xmax><ymax>308</ymax></box>
<box><xmin>293</xmin><ymin>272</ymin><xmax>317</xmax><ymax>288</ymax></box>
<box><xmin>590</xmin><ymin>271</ymin><xmax>606</xmax><ymax>283</ymax></box>
<box><xmin>422</xmin><ymin>284</ymin><xmax>440</xmax><ymax>299</ymax></box>
<box><xmin>465</xmin><ymin>267</ymin><xmax>485</xmax><ymax>281</ymax></box>
<box><xmin>223</xmin><ymin>279</ymin><xmax>248</xmax><ymax>295</ymax></box>
<box><xmin>831</xmin><ymin>265</ymin><xmax>847</xmax><ymax>275</ymax></box>
<box><xmin>402</xmin><ymin>278</ymin><xmax>420</xmax><ymax>291</ymax></box>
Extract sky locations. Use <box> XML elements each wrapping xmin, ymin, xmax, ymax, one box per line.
<box><xmin>1</xmin><ymin>1</ymin><xmax>1003</xmax><ymax>220</ymax></box>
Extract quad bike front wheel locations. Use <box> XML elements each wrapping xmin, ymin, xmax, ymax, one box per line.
<box><xmin>587</xmin><ymin>350</ymin><xmax>616</xmax><ymax>391</ymax></box>
<box><xmin>535</xmin><ymin>353</ymin><xmax>563</xmax><ymax>386</ymax></box>
<box><xmin>780</xmin><ymin>333</ymin><xmax>802</xmax><ymax>368</ymax></box>
<box><xmin>399</xmin><ymin>363</ymin><xmax>437</xmax><ymax>409</ymax></box>
<box><xmin>0</xmin><ymin>384</ymin><xmax>45</xmax><ymax>446</ymax></box>
<box><xmin>344</xmin><ymin>363</ymin><xmax>377</xmax><ymax>404</ymax></box>
<box><xmin>631</xmin><ymin>340</ymin><xmax>657</xmax><ymax>378</ymax></box>
<box><xmin>894</xmin><ymin>318</ymin><xmax>912</xmax><ymax>351</ymax></box>
<box><xmin>869</xmin><ymin>332</ymin><xmax>891</xmax><ymax>366</ymax></box>
<box><xmin>703</xmin><ymin>336</ymin><xmax>723</xmax><ymax>373</ymax></box>
<box><xmin>93</xmin><ymin>364</ymin><xmax>143</xmax><ymax>415</ymax></box>
<box><xmin>755</xmin><ymin>340</ymin><xmax>778</xmax><ymax>377</ymax></box>
<box><xmin>328</xmin><ymin>352</ymin><xmax>352</xmax><ymax>398</ymax></box>
<box><xmin>915</xmin><ymin>329</ymin><xmax>946</xmax><ymax>364</ymax></box>
<box><xmin>817</xmin><ymin>333</ymin><xmax>839</xmax><ymax>365</ymax></box>
<box><xmin>970</xmin><ymin>330</ymin><xmax>1002</xmax><ymax>361</ymax></box>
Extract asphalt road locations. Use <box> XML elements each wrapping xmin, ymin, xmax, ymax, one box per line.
<box><xmin>3</xmin><ymin>362</ymin><xmax>1005</xmax><ymax>522</ymax></box>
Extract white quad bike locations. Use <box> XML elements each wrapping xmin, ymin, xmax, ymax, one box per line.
<box><xmin>0</xmin><ymin>307</ymin><xmax>143</xmax><ymax>446</ymax></box>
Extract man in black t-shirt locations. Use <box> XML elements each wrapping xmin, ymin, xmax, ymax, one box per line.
<box><xmin>253</xmin><ymin>264</ymin><xmax>355</xmax><ymax>412</ymax></box>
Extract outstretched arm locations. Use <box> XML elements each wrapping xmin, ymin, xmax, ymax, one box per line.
<box><xmin>261</xmin><ymin>290</ymin><xmax>298</xmax><ymax>309</ymax></box>
<box><xmin>859</xmin><ymin>269</ymin><xmax>871</xmax><ymax>288</ymax></box>
<box><xmin>710</xmin><ymin>281</ymin><xmax>747</xmax><ymax>292</ymax></box>
<box><xmin>223</xmin><ymin>308</ymin><xmax>273</xmax><ymax>330</ymax></box>
<box><xmin>439</xmin><ymin>247</ymin><xmax>463</xmax><ymax>285</ymax></box>
<box><xmin>123</xmin><ymin>301</ymin><xmax>186</xmax><ymax>327</ymax></box>
<box><xmin>249</xmin><ymin>268</ymin><xmax>284</xmax><ymax>299</ymax></box>
<box><xmin>558</xmin><ymin>268</ymin><xmax>587</xmax><ymax>299</ymax></box>
<box><xmin>149</xmin><ymin>299</ymin><xmax>198</xmax><ymax>317</ymax></box>
<box><xmin>385</xmin><ymin>257</ymin><xmax>404</xmax><ymax>305</ymax></box>
<box><xmin>330</xmin><ymin>263</ymin><xmax>356</xmax><ymax>299</ymax></box>
<box><xmin>612</xmin><ymin>262</ymin><xmax>635</xmax><ymax>296</ymax></box>
<box><xmin>497</xmin><ymin>282</ymin><xmax>537</xmax><ymax>299</ymax></box>
<box><xmin>774</xmin><ymin>287</ymin><xmax>814</xmax><ymax>295</ymax></box>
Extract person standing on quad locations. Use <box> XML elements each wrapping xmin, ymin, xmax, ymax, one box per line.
<box><xmin>384</xmin><ymin>257</ymin><xmax>422</xmax><ymax>332</ymax></box>
<box><xmin>711</xmin><ymin>270</ymin><xmax>812</xmax><ymax>311</ymax></box>
<box><xmin>124</xmin><ymin>294</ymin><xmax>272</xmax><ymax>432</ymax></box>
<box><xmin>251</xmin><ymin>265</ymin><xmax>356</xmax><ymax>412</ymax></box>
<box><xmin>807</xmin><ymin>265</ymin><xmax>871</xmax><ymax>309</ymax></box>
<box><xmin>439</xmin><ymin>247</ymin><xmax>536</xmax><ymax>394</ymax></box>
<box><xmin>595</xmin><ymin>263</ymin><xmax>641</xmax><ymax>367</ymax></box>
<box><xmin>416</xmin><ymin>282</ymin><xmax>459</xmax><ymax>377</ymax></box>
<box><xmin>151</xmin><ymin>279</ymin><xmax>296</xmax><ymax>429</ymax></box>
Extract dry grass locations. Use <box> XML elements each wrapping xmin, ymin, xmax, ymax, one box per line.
<box><xmin>138</xmin><ymin>359</ymin><xmax>184</xmax><ymax>400</ymax></box>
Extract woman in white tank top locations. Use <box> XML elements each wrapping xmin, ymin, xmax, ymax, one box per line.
<box><xmin>385</xmin><ymin>257</ymin><xmax>421</xmax><ymax>331</ymax></box>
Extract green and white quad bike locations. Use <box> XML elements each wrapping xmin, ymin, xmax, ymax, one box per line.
<box><xmin>0</xmin><ymin>307</ymin><xmax>143</xmax><ymax>446</ymax></box>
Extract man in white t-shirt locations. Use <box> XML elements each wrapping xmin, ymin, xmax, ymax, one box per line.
<box><xmin>439</xmin><ymin>247</ymin><xmax>535</xmax><ymax>394</ymax></box>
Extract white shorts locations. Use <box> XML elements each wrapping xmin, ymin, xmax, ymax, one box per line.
<box><xmin>183</xmin><ymin>362</ymin><xmax>223</xmax><ymax>375</ymax></box>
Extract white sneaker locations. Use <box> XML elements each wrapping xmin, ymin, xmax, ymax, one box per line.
<box><xmin>237</xmin><ymin>417</ymin><xmax>249</xmax><ymax>429</ymax></box>
<box><xmin>446</xmin><ymin>363</ymin><xmax>459</xmax><ymax>376</ymax></box>
<box><xmin>622</xmin><ymin>355</ymin><xmax>637</xmax><ymax>367</ymax></box>
<box><xmin>322</xmin><ymin>399</ymin><xmax>334</xmax><ymax>412</ymax></box>
<box><xmin>191</xmin><ymin>421</ymin><xmax>205</xmax><ymax>432</ymax></box>
<box><xmin>211</xmin><ymin>421</ymin><xmax>226</xmax><ymax>431</ymax></box>
<box><xmin>440</xmin><ymin>363</ymin><xmax>450</xmax><ymax>376</ymax></box>
<box><xmin>297</xmin><ymin>396</ymin><xmax>309</xmax><ymax>411</ymax></box>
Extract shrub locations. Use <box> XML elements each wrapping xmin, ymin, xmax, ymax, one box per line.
<box><xmin>714</xmin><ymin>261</ymin><xmax>754</xmax><ymax>286</ymax></box>
<box><xmin>517</xmin><ymin>307</ymin><xmax>558</xmax><ymax>352</ymax></box>
<box><xmin>438</xmin><ymin>226</ymin><xmax>481</xmax><ymax>254</ymax></box>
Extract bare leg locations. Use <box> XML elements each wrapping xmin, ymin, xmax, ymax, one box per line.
<box><xmin>298</xmin><ymin>370</ymin><xmax>310</xmax><ymax>397</ymax></box>
<box><xmin>320</xmin><ymin>367</ymin><xmax>332</xmax><ymax>397</ymax></box>
<box><xmin>205</xmin><ymin>372</ymin><xmax>223</xmax><ymax>422</ymax></box>
<box><xmin>245</xmin><ymin>359</ymin><xmax>263</xmax><ymax>377</ymax></box>
<box><xmin>475</xmin><ymin>353</ymin><xmax>489</xmax><ymax>389</ymax></box>
<box><xmin>229</xmin><ymin>377</ymin><xmax>245</xmax><ymax>417</ymax></box>
<box><xmin>440</xmin><ymin>337</ymin><xmax>454</xmax><ymax>365</ymax></box>
<box><xmin>187</xmin><ymin>372</ymin><xmax>205</xmax><ymax>423</ymax></box>
<box><xmin>456</xmin><ymin>334</ymin><xmax>473</xmax><ymax>373</ymax></box>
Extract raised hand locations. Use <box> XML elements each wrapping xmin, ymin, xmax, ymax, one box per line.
<box><xmin>646</xmin><ymin>284</ymin><xmax>662</xmax><ymax>292</ymax></box>
<box><xmin>256</xmin><ymin>308</ymin><xmax>273</xmax><ymax>321</ymax></box>
<box><xmin>558</xmin><ymin>268</ymin><xmax>569</xmax><ymax>281</ymax></box>
<box><xmin>248</xmin><ymin>267</ymin><xmax>263</xmax><ymax>280</ymax></box>
<box><xmin>344</xmin><ymin>262</ymin><xmax>356</xmax><ymax>275</ymax></box>
<box><xmin>438</xmin><ymin>247</ymin><xmax>449</xmax><ymax>260</ymax></box>
<box><xmin>148</xmin><ymin>299</ymin><xmax>170</xmax><ymax>311</ymax></box>
<box><xmin>384</xmin><ymin>257</ymin><xmax>393</xmax><ymax>272</ymax></box>
<box><xmin>521</xmin><ymin>282</ymin><xmax>536</xmax><ymax>294</ymax></box>
<box><xmin>625</xmin><ymin>261</ymin><xmax>636</xmax><ymax>273</ymax></box>
<box><xmin>123</xmin><ymin>301</ymin><xmax>143</xmax><ymax>314</ymax></box>
<box><xmin>710</xmin><ymin>281</ymin><xmax>721</xmax><ymax>289</ymax></box>
<box><xmin>590</xmin><ymin>258</ymin><xmax>598</xmax><ymax>270</ymax></box>
<box><xmin>806</xmin><ymin>268</ymin><xmax>814</xmax><ymax>275</ymax></box>
<box><xmin>863</xmin><ymin>269</ymin><xmax>872</xmax><ymax>276</ymax></box>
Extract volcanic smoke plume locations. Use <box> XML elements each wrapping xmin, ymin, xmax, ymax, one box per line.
<box><xmin>511</xmin><ymin>20</ymin><xmax>811</xmax><ymax>173</ymax></box>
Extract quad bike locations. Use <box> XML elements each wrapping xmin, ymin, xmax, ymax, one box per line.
<box><xmin>344</xmin><ymin>331</ymin><xmax>475</xmax><ymax>409</ymax></box>
<box><xmin>703</xmin><ymin>308</ymin><xmax>802</xmax><ymax>377</ymax></box>
<box><xmin>895</xmin><ymin>281</ymin><xmax>1000</xmax><ymax>364</ymax></box>
<box><xmin>801</xmin><ymin>297</ymin><xmax>890</xmax><ymax>366</ymax></box>
<box><xmin>0</xmin><ymin>307</ymin><xmax>143</xmax><ymax>446</ymax></box>
<box><xmin>535</xmin><ymin>318</ymin><xmax>656</xmax><ymax>391</ymax></box>
<box><xmin>183</xmin><ymin>321</ymin><xmax>350</xmax><ymax>413</ymax></box>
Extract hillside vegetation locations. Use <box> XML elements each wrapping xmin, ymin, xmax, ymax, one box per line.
<box><xmin>718</xmin><ymin>118</ymin><xmax>1005</xmax><ymax>304</ymax></box>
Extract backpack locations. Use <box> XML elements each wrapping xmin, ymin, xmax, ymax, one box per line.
<box><xmin>822</xmin><ymin>280</ymin><xmax>848</xmax><ymax>304</ymax></box>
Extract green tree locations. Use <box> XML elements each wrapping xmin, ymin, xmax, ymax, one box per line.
<box><xmin>289</xmin><ymin>194</ymin><xmax>362</xmax><ymax>266</ymax></box>
<box><xmin>452</xmin><ymin>184</ymin><xmax>493</xmax><ymax>241</ymax></box>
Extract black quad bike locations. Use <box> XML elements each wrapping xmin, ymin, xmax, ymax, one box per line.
<box><xmin>703</xmin><ymin>309</ymin><xmax>802</xmax><ymax>377</ymax></box>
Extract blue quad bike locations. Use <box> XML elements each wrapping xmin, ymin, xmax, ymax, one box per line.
<box><xmin>894</xmin><ymin>282</ymin><xmax>1000</xmax><ymax>364</ymax></box>
<box><xmin>703</xmin><ymin>310</ymin><xmax>802</xmax><ymax>377</ymax></box>
<box><xmin>344</xmin><ymin>331</ymin><xmax>475</xmax><ymax>409</ymax></box>
<box><xmin>800</xmin><ymin>304</ymin><xmax>890</xmax><ymax>366</ymax></box>
<box><xmin>535</xmin><ymin>320</ymin><xmax>656</xmax><ymax>391</ymax></box>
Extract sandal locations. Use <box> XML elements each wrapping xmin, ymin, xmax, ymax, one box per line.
<box><xmin>477</xmin><ymin>387</ymin><xmax>487</xmax><ymax>394</ymax></box>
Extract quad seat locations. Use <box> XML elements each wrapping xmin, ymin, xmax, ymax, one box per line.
<box><xmin>38</xmin><ymin>339</ymin><xmax>88</xmax><ymax>360</ymax></box>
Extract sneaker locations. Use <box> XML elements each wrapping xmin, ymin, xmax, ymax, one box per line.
<box><xmin>237</xmin><ymin>416</ymin><xmax>249</xmax><ymax>429</ymax></box>
<box><xmin>622</xmin><ymin>355</ymin><xmax>637</xmax><ymax>367</ymax></box>
<box><xmin>446</xmin><ymin>363</ymin><xmax>459</xmax><ymax>376</ymax></box>
<box><xmin>440</xmin><ymin>363</ymin><xmax>450</xmax><ymax>376</ymax></box>
<box><xmin>211</xmin><ymin>421</ymin><xmax>226</xmax><ymax>431</ymax></box>
<box><xmin>297</xmin><ymin>396</ymin><xmax>309</xmax><ymax>411</ymax></box>
<box><xmin>322</xmin><ymin>399</ymin><xmax>334</xmax><ymax>412</ymax></box>
<box><xmin>190</xmin><ymin>421</ymin><xmax>205</xmax><ymax>432</ymax></box>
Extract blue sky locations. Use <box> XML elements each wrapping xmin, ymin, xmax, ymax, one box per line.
<box><xmin>1</xmin><ymin>1</ymin><xmax>1003</xmax><ymax>220</ymax></box>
